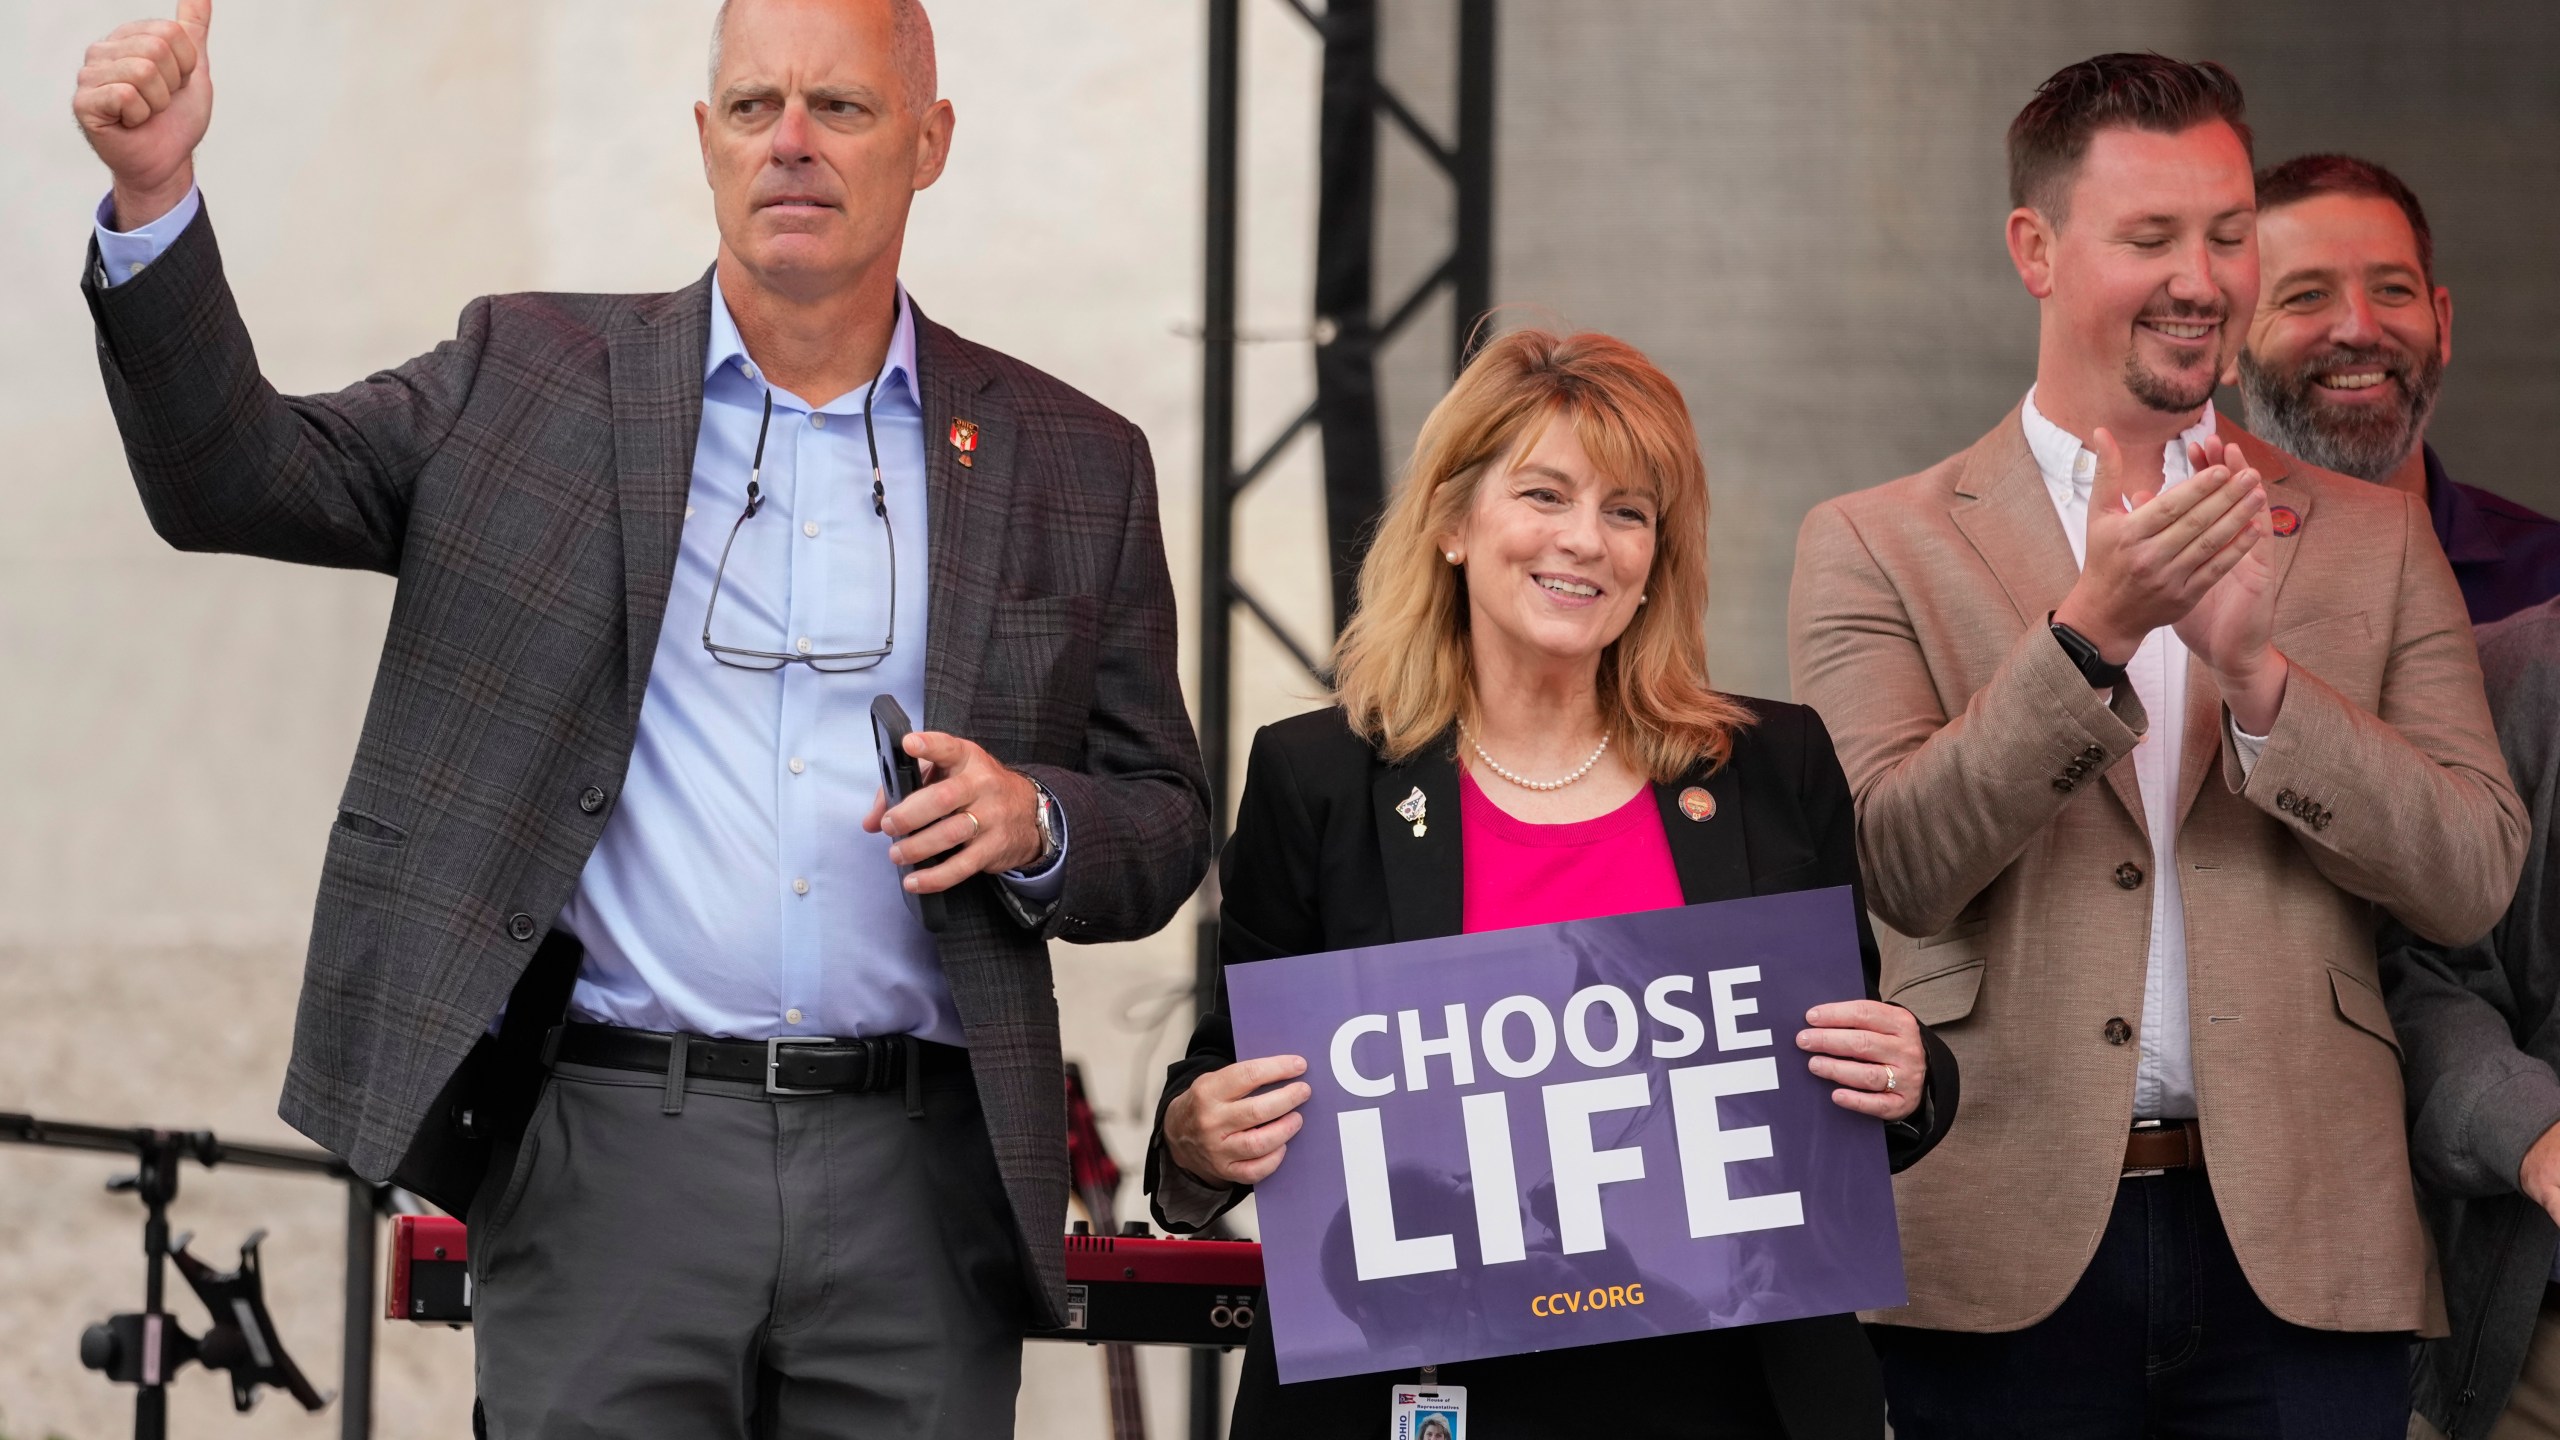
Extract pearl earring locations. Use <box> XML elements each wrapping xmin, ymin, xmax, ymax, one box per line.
<box><xmin>1638</xmin><ymin>593</ymin><xmax>1649</xmax><ymax>605</ymax></box>
<box><xmin>1445</xmin><ymin>552</ymin><xmax>1461</xmax><ymax>564</ymax></box>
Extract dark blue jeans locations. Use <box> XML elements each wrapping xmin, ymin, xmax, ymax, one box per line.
<box><xmin>1870</xmin><ymin>1169</ymin><xmax>2411</xmax><ymax>1439</ymax></box>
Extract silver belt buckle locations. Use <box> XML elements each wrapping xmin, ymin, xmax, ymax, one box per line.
<box><xmin>767</xmin><ymin>1035</ymin><xmax>840</xmax><ymax>1096</ymax></box>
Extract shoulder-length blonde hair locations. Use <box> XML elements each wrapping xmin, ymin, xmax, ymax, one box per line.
<box><xmin>1331</xmin><ymin>327</ymin><xmax>1751</xmax><ymax>781</ymax></box>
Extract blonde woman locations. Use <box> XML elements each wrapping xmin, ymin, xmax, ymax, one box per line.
<box><xmin>1144</xmin><ymin>330</ymin><xmax>1958</xmax><ymax>1439</ymax></box>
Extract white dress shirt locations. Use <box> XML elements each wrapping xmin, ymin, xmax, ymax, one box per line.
<box><xmin>2020</xmin><ymin>389</ymin><xmax>2218</xmax><ymax>1120</ymax></box>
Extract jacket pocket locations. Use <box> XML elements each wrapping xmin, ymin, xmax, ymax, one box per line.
<box><xmin>311</xmin><ymin>809</ymin><xmax>406</xmax><ymax>969</ymax></box>
<box><xmin>2330</xmin><ymin>966</ymin><xmax>2403</xmax><ymax>1059</ymax></box>
<box><xmin>333</xmin><ymin>806</ymin><xmax>408</xmax><ymax>846</ymax></box>
<box><xmin>1888</xmin><ymin>958</ymin><xmax>1985</xmax><ymax>1026</ymax></box>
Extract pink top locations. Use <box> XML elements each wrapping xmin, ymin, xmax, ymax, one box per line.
<box><xmin>1458</xmin><ymin>770</ymin><xmax>1686</xmax><ymax>933</ymax></box>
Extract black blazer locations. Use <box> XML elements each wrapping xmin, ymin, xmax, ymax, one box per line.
<box><xmin>1146</xmin><ymin>699</ymin><xmax>1958</xmax><ymax>1440</ymax></box>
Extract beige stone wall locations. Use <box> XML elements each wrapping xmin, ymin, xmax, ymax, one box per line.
<box><xmin>0</xmin><ymin>1</ymin><xmax>1337</xmax><ymax>1434</ymax></box>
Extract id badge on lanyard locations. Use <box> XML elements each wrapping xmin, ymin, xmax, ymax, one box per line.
<box><xmin>1390</xmin><ymin>1380</ymin><xmax>1466</xmax><ymax>1439</ymax></box>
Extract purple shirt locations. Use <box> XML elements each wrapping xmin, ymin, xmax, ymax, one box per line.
<box><xmin>2429</xmin><ymin>445</ymin><xmax>2560</xmax><ymax>626</ymax></box>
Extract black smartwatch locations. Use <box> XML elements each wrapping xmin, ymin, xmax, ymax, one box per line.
<box><xmin>2048</xmin><ymin>613</ymin><xmax>2129</xmax><ymax>690</ymax></box>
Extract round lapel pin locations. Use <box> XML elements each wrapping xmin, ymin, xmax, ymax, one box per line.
<box><xmin>2269</xmin><ymin>505</ymin><xmax>2300</xmax><ymax>537</ymax></box>
<box><xmin>1678</xmin><ymin>786</ymin><xmax>1716</xmax><ymax>822</ymax></box>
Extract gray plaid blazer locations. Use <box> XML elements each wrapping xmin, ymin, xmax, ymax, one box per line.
<box><xmin>82</xmin><ymin>204</ymin><xmax>1210</xmax><ymax>1321</ymax></box>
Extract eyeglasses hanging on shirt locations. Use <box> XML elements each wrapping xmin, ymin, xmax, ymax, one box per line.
<box><xmin>700</xmin><ymin>373</ymin><xmax>898</xmax><ymax>672</ymax></box>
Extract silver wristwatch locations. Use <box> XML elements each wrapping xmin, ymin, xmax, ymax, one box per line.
<box><xmin>1029</xmin><ymin>780</ymin><xmax>1063</xmax><ymax>869</ymax></box>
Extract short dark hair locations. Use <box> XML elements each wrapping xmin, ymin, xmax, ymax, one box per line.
<box><xmin>2008</xmin><ymin>53</ymin><xmax>2253</xmax><ymax>221</ymax></box>
<box><xmin>2256</xmin><ymin>153</ymin><xmax>2435</xmax><ymax>283</ymax></box>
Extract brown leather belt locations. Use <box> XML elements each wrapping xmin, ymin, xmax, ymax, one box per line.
<box><xmin>2123</xmin><ymin>1120</ymin><xmax>2203</xmax><ymax>1174</ymax></box>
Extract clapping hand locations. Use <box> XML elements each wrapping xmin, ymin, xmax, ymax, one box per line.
<box><xmin>2170</xmin><ymin>436</ymin><xmax>2288</xmax><ymax>734</ymax></box>
<box><xmin>2051</xmin><ymin>425</ymin><xmax>2268</xmax><ymax>670</ymax></box>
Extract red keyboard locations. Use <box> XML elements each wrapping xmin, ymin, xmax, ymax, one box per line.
<box><xmin>387</xmin><ymin>1215</ymin><xmax>1263</xmax><ymax>1347</ymax></box>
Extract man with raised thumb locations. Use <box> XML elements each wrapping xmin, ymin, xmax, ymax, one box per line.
<box><xmin>1790</xmin><ymin>52</ymin><xmax>2521</xmax><ymax>1436</ymax></box>
<box><xmin>69</xmin><ymin>1</ymin><xmax>1210</xmax><ymax>1434</ymax></box>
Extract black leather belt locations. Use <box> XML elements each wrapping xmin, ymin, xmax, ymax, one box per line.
<box><xmin>546</xmin><ymin>1021</ymin><xmax>968</xmax><ymax>1097</ymax></box>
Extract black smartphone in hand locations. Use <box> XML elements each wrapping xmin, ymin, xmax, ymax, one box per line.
<box><xmin>870</xmin><ymin>694</ymin><xmax>948</xmax><ymax>933</ymax></box>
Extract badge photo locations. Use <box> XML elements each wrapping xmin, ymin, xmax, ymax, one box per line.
<box><xmin>1391</xmin><ymin>1383</ymin><xmax>1466</xmax><ymax>1439</ymax></box>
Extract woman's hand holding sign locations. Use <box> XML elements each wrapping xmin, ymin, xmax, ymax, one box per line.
<box><xmin>1798</xmin><ymin>1001</ymin><xmax>1926</xmax><ymax>1123</ymax></box>
<box><xmin>1166</xmin><ymin>1054</ymin><xmax>1312</xmax><ymax>1185</ymax></box>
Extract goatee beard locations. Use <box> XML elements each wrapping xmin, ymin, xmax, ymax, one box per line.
<box><xmin>2124</xmin><ymin>350</ymin><xmax>2220</xmax><ymax>415</ymax></box>
<box><xmin>2123</xmin><ymin>303</ymin><xmax>2227</xmax><ymax>415</ymax></box>
<box><xmin>2236</xmin><ymin>343</ymin><xmax>2443</xmax><ymax>481</ymax></box>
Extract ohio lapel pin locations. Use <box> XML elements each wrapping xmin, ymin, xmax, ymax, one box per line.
<box><xmin>2269</xmin><ymin>505</ymin><xmax>2300</xmax><ymax>537</ymax></box>
<box><xmin>1678</xmin><ymin>785</ymin><xmax>1717</xmax><ymax>822</ymax></box>
<box><xmin>1395</xmin><ymin>786</ymin><xmax>1429</xmax><ymax>838</ymax></box>
<box><xmin>949</xmin><ymin>417</ymin><xmax>979</xmax><ymax>468</ymax></box>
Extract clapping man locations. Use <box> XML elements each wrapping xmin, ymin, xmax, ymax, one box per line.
<box><xmin>70</xmin><ymin>1</ymin><xmax>1208</xmax><ymax>1434</ymax></box>
<box><xmin>1790</xmin><ymin>53</ymin><xmax>2522</xmax><ymax>1437</ymax></box>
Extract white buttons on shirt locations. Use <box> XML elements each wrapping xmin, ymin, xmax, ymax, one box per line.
<box><xmin>810</xmin><ymin>413</ymin><xmax>828</xmax><ymax>430</ymax></box>
<box><xmin>792</xmin><ymin>877</ymin><xmax>810</xmax><ymax>896</ymax></box>
<box><xmin>795</xmin><ymin>636</ymin><xmax>813</xmax><ymax>654</ymax></box>
<box><xmin>804</xmin><ymin>521</ymin><xmax>820</xmax><ymax>538</ymax></box>
<box><xmin>786</xmin><ymin>1007</ymin><xmax>804</xmax><ymax>1025</ymax></box>
<box><xmin>789</xmin><ymin>757</ymin><xmax>806</xmax><ymax>775</ymax></box>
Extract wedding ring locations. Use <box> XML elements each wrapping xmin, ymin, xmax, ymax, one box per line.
<box><xmin>963</xmin><ymin>811</ymin><xmax>982</xmax><ymax>839</ymax></box>
<box><xmin>1882</xmin><ymin>1065</ymin><xmax>1899</xmax><ymax>1094</ymax></box>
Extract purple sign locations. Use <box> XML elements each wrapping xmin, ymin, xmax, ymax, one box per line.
<box><xmin>1225</xmin><ymin>887</ymin><xmax>1906</xmax><ymax>1383</ymax></box>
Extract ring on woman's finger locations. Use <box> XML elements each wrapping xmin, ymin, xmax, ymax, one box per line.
<box><xmin>1882</xmin><ymin>1065</ymin><xmax>1898</xmax><ymax>1094</ymax></box>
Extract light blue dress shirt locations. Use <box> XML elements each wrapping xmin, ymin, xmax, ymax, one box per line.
<box><xmin>99</xmin><ymin>191</ymin><xmax>1063</xmax><ymax>1048</ymax></box>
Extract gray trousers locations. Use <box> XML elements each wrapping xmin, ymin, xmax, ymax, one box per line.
<box><xmin>469</xmin><ymin>1057</ymin><xmax>1028</xmax><ymax>1439</ymax></box>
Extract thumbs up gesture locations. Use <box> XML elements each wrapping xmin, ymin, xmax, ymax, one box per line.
<box><xmin>2051</xmin><ymin>425</ymin><xmax>2268</xmax><ymax>670</ymax></box>
<box><xmin>73</xmin><ymin>0</ymin><xmax>213</xmax><ymax>230</ymax></box>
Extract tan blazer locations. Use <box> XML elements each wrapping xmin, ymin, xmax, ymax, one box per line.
<box><xmin>1788</xmin><ymin>407</ymin><xmax>2524</xmax><ymax>1335</ymax></box>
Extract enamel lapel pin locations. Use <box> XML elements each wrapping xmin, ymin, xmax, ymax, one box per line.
<box><xmin>1396</xmin><ymin>786</ymin><xmax>1429</xmax><ymax>838</ymax></box>
<box><xmin>949</xmin><ymin>417</ymin><xmax>979</xmax><ymax>469</ymax></box>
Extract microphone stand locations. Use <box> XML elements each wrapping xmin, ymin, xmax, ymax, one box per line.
<box><xmin>1</xmin><ymin>1112</ymin><xmax>385</xmax><ymax>1440</ymax></box>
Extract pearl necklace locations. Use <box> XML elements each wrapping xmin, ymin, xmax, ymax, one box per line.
<box><xmin>1464</xmin><ymin>728</ymin><xmax>1610</xmax><ymax>792</ymax></box>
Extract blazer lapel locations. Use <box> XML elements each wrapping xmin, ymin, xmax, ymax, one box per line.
<box><xmin>2173</xmin><ymin>650</ymin><xmax>2223</xmax><ymax>833</ymax></box>
<box><xmin>1948</xmin><ymin>411</ymin><xmax>2081</xmax><ymax>633</ymax></box>
<box><xmin>913</xmin><ymin>304</ymin><xmax>1017</xmax><ymax>736</ymax></box>
<box><xmin>609</xmin><ymin>270</ymin><xmax>714</xmax><ymax>729</ymax></box>
<box><xmin>1656</xmin><ymin>760</ymin><xmax>1752</xmax><ymax>903</ymax></box>
<box><xmin>1375</xmin><ymin>740</ymin><xmax>1463</xmax><ymax>941</ymax></box>
<box><xmin>2221</xmin><ymin>420</ymin><xmax>2315</xmax><ymax>606</ymax></box>
<box><xmin>1949</xmin><ymin>409</ymin><xmax>2149</xmax><ymax>839</ymax></box>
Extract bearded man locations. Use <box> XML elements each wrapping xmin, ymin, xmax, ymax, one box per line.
<box><xmin>2237</xmin><ymin>154</ymin><xmax>2560</xmax><ymax>624</ymax></box>
<box><xmin>1792</xmin><ymin>54</ymin><xmax>2522</xmax><ymax>1437</ymax></box>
